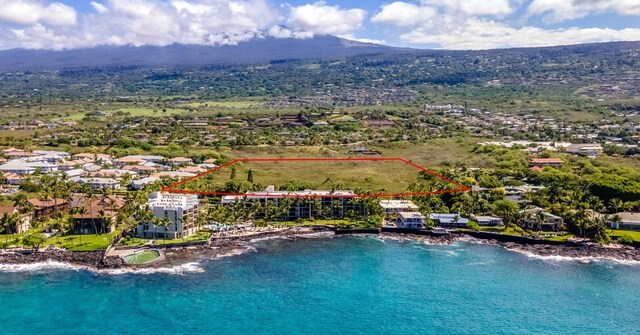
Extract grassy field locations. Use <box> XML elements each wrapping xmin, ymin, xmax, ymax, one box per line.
<box><xmin>185</xmin><ymin>100</ymin><xmax>265</xmax><ymax>108</ymax></box>
<box><xmin>45</xmin><ymin>233</ymin><xmax>115</xmax><ymax>251</ymax></box>
<box><xmin>608</xmin><ymin>230</ymin><xmax>640</xmax><ymax>242</ymax></box>
<box><xmin>177</xmin><ymin>158</ymin><xmax>459</xmax><ymax>194</ymax></box>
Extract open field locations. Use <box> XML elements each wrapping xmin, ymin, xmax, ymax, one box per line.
<box><xmin>173</xmin><ymin>158</ymin><xmax>463</xmax><ymax>194</ymax></box>
<box><xmin>45</xmin><ymin>233</ymin><xmax>114</xmax><ymax>251</ymax></box>
<box><xmin>608</xmin><ymin>230</ymin><xmax>640</xmax><ymax>242</ymax></box>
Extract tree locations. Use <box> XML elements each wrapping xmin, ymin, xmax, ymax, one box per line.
<box><xmin>230</xmin><ymin>166</ymin><xmax>237</xmax><ymax>180</ymax></box>
<box><xmin>0</xmin><ymin>213</ymin><xmax>19</xmax><ymax>241</ymax></box>
<box><xmin>22</xmin><ymin>233</ymin><xmax>46</xmax><ymax>251</ymax></box>
<box><xmin>247</xmin><ymin>169</ymin><xmax>254</xmax><ymax>183</ymax></box>
<box><xmin>493</xmin><ymin>199</ymin><xmax>519</xmax><ymax>229</ymax></box>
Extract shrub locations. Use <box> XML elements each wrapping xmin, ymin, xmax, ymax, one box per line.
<box><xmin>617</xmin><ymin>235</ymin><xmax>634</xmax><ymax>246</ymax></box>
<box><xmin>466</xmin><ymin>221</ymin><xmax>480</xmax><ymax>231</ymax></box>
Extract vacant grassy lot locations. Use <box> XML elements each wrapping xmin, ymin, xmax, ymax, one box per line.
<box><xmin>608</xmin><ymin>230</ymin><xmax>640</xmax><ymax>242</ymax></box>
<box><xmin>177</xmin><ymin>158</ymin><xmax>459</xmax><ymax>194</ymax></box>
<box><xmin>45</xmin><ymin>233</ymin><xmax>114</xmax><ymax>251</ymax></box>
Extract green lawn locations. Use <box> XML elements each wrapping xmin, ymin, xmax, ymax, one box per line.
<box><xmin>177</xmin><ymin>158</ymin><xmax>456</xmax><ymax>194</ymax></box>
<box><xmin>119</xmin><ymin>231</ymin><xmax>212</xmax><ymax>247</ymax></box>
<box><xmin>477</xmin><ymin>226</ymin><xmax>527</xmax><ymax>237</ymax></box>
<box><xmin>608</xmin><ymin>230</ymin><xmax>640</xmax><ymax>242</ymax></box>
<box><xmin>543</xmin><ymin>233</ymin><xmax>575</xmax><ymax>242</ymax></box>
<box><xmin>114</xmin><ymin>108</ymin><xmax>185</xmax><ymax>117</ymax></box>
<box><xmin>186</xmin><ymin>100</ymin><xmax>264</xmax><ymax>108</ymax></box>
<box><xmin>45</xmin><ymin>233</ymin><xmax>116</xmax><ymax>251</ymax></box>
<box><xmin>0</xmin><ymin>233</ymin><xmax>22</xmax><ymax>247</ymax></box>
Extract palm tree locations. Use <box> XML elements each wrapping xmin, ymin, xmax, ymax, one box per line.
<box><xmin>12</xmin><ymin>193</ymin><xmax>30</xmax><ymax>213</ymax></box>
<box><xmin>609</xmin><ymin>198</ymin><xmax>624</xmax><ymax>214</ymax></box>
<box><xmin>97</xmin><ymin>209</ymin><xmax>108</xmax><ymax>235</ymax></box>
<box><xmin>0</xmin><ymin>213</ymin><xmax>18</xmax><ymax>244</ymax></box>
<box><xmin>151</xmin><ymin>217</ymin><xmax>164</xmax><ymax>241</ymax></box>
<box><xmin>159</xmin><ymin>218</ymin><xmax>172</xmax><ymax>242</ymax></box>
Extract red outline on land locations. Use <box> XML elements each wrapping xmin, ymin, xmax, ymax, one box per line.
<box><xmin>161</xmin><ymin>157</ymin><xmax>470</xmax><ymax>198</ymax></box>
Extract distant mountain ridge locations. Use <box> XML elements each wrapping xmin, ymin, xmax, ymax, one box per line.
<box><xmin>0</xmin><ymin>36</ymin><xmax>638</xmax><ymax>72</ymax></box>
<box><xmin>0</xmin><ymin>35</ymin><xmax>408</xmax><ymax>72</ymax></box>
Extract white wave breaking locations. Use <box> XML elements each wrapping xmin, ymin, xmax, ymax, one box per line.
<box><xmin>508</xmin><ymin>248</ymin><xmax>640</xmax><ymax>266</ymax></box>
<box><xmin>99</xmin><ymin>262</ymin><xmax>205</xmax><ymax>275</ymax></box>
<box><xmin>0</xmin><ymin>260</ymin><xmax>87</xmax><ymax>273</ymax></box>
<box><xmin>0</xmin><ymin>260</ymin><xmax>205</xmax><ymax>275</ymax></box>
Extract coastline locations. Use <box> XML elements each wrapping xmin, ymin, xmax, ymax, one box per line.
<box><xmin>1</xmin><ymin>227</ymin><xmax>640</xmax><ymax>272</ymax></box>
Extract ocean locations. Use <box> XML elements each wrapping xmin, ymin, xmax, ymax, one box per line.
<box><xmin>1</xmin><ymin>236</ymin><xmax>639</xmax><ymax>335</ymax></box>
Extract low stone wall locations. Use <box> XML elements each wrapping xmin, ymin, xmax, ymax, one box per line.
<box><xmin>454</xmin><ymin>230</ymin><xmax>567</xmax><ymax>245</ymax></box>
<box><xmin>335</xmin><ymin>228</ymin><xmax>380</xmax><ymax>235</ymax></box>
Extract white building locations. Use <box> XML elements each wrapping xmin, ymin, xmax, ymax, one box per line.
<box><xmin>379</xmin><ymin>200</ymin><xmax>420</xmax><ymax>213</ymax></box>
<box><xmin>564</xmin><ymin>143</ymin><xmax>603</xmax><ymax>157</ymax></box>
<box><xmin>607</xmin><ymin>212</ymin><xmax>640</xmax><ymax>230</ymax></box>
<box><xmin>138</xmin><ymin>192</ymin><xmax>200</xmax><ymax>239</ymax></box>
<box><xmin>429</xmin><ymin>213</ymin><xmax>469</xmax><ymax>227</ymax></box>
<box><xmin>397</xmin><ymin>212</ymin><xmax>426</xmax><ymax>229</ymax></box>
<box><xmin>473</xmin><ymin>215</ymin><xmax>503</xmax><ymax>226</ymax></box>
<box><xmin>72</xmin><ymin>177</ymin><xmax>120</xmax><ymax>190</ymax></box>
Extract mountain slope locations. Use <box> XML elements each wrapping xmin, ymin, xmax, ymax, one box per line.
<box><xmin>0</xmin><ymin>35</ymin><xmax>407</xmax><ymax>71</ymax></box>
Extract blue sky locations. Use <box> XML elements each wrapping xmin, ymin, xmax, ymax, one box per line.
<box><xmin>0</xmin><ymin>0</ymin><xmax>639</xmax><ymax>50</ymax></box>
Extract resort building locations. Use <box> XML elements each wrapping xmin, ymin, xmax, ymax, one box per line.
<box><xmin>28</xmin><ymin>198</ymin><xmax>69</xmax><ymax>220</ymax></box>
<box><xmin>0</xmin><ymin>206</ymin><xmax>31</xmax><ymax>233</ymax></box>
<box><xmin>71</xmin><ymin>195</ymin><xmax>124</xmax><ymax>234</ymax></box>
<box><xmin>137</xmin><ymin>192</ymin><xmax>200</xmax><ymax>239</ymax></box>
<box><xmin>396</xmin><ymin>212</ymin><xmax>426</xmax><ymax>229</ymax></box>
<box><xmin>222</xmin><ymin>185</ymin><xmax>367</xmax><ymax>220</ymax></box>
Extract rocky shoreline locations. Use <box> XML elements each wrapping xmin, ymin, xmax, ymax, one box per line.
<box><xmin>1</xmin><ymin>229</ymin><xmax>640</xmax><ymax>271</ymax></box>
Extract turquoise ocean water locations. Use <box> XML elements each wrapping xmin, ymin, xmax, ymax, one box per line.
<box><xmin>1</xmin><ymin>236</ymin><xmax>639</xmax><ymax>335</ymax></box>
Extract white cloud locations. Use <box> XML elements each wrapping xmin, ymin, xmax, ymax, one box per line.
<box><xmin>9</xmin><ymin>0</ymin><xmax>283</xmax><ymax>49</ymax></box>
<box><xmin>421</xmin><ymin>0</ymin><xmax>515</xmax><ymax>17</ymax></box>
<box><xmin>338</xmin><ymin>34</ymin><xmax>386</xmax><ymax>45</ymax></box>
<box><xmin>528</xmin><ymin>0</ymin><xmax>640</xmax><ymax>22</ymax></box>
<box><xmin>399</xmin><ymin>17</ymin><xmax>640</xmax><ymax>49</ymax></box>
<box><xmin>371</xmin><ymin>2</ymin><xmax>437</xmax><ymax>26</ymax></box>
<box><xmin>267</xmin><ymin>25</ymin><xmax>314</xmax><ymax>39</ymax></box>
<box><xmin>287</xmin><ymin>2</ymin><xmax>367</xmax><ymax>35</ymax></box>
<box><xmin>0</xmin><ymin>0</ymin><xmax>76</xmax><ymax>26</ymax></box>
<box><xmin>90</xmin><ymin>2</ymin><xmax>109</xmax><ymax>14</ymax></box>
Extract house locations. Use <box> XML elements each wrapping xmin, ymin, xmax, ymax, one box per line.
<box><xmin>363</xmin><ymin>119</ymin><xmax>395</xmax><ymax>129</ymax></box>
<box><xmin>72</xmin><ymin>177</ymin><xmax>120</xmax><ymax>190</ymax></box>
<box><xmin>379</xmin><ymin>200</ymin><xmax>420</xmax><ymax>214</ymax></box>
<box><xmin>429</xmin><ymin>213</ymin><xmax>469</xmax><ymax>227</ymax></box>
<box><xmin>3</xmin><ymin>172</ymin><xmax>26</xmax><ymax>185</ymax></box>
<box><xmin>521</xmin><ymin>208</ymin><xmax>564</xmax><ymax>231</ymax></box>
<box><xmin>529</xmin><ymin>158</ymin><xmax>564</xmax><ymax>167</ymax></box>
<box><xmin>473</xmin><ymin>215</ymin><xmax>503</xmax><ymax>226</ymax></box>
<box><xmin>0</xmin><ymin>206</ymin><xmax>31</xmax><ymax>233</ymax></box>
<box><xmin>168</xmin><ymin>157</ymin><xmax>193</xmax><ymax>165</ymax></box>
<box><xmin>397</xmin><ymin>212</ymin><xmax>426</xmax><ymax>229</ymax></box>
<box><xmin>607</xmin><ymin>212</ymin><xmax>640</xmax><ymax>230</ymax></box>
<box><xmin>137</xmin><ymin>192</ymin><xmax>200</xmax><ymax>239</ymax></box>
<box><xmin>132</xmin><ymin>177</ymin><xmax>160</xmax><ymax>190</ymax></box>
<box><xmin>565</xmin><ymin>143</ymin><xmax>603</xmax><ymax>157</ymax></box>
<box><xmin>28</xmin><ymin>198</ymin><xmax>69</xmax><ymax>220</ymax></box>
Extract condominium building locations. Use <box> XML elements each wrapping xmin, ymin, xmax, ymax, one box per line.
<box><xmin>137</xmin><ymin>192</ymin><xmax>200</xmax><ymax>239</ymax></box>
